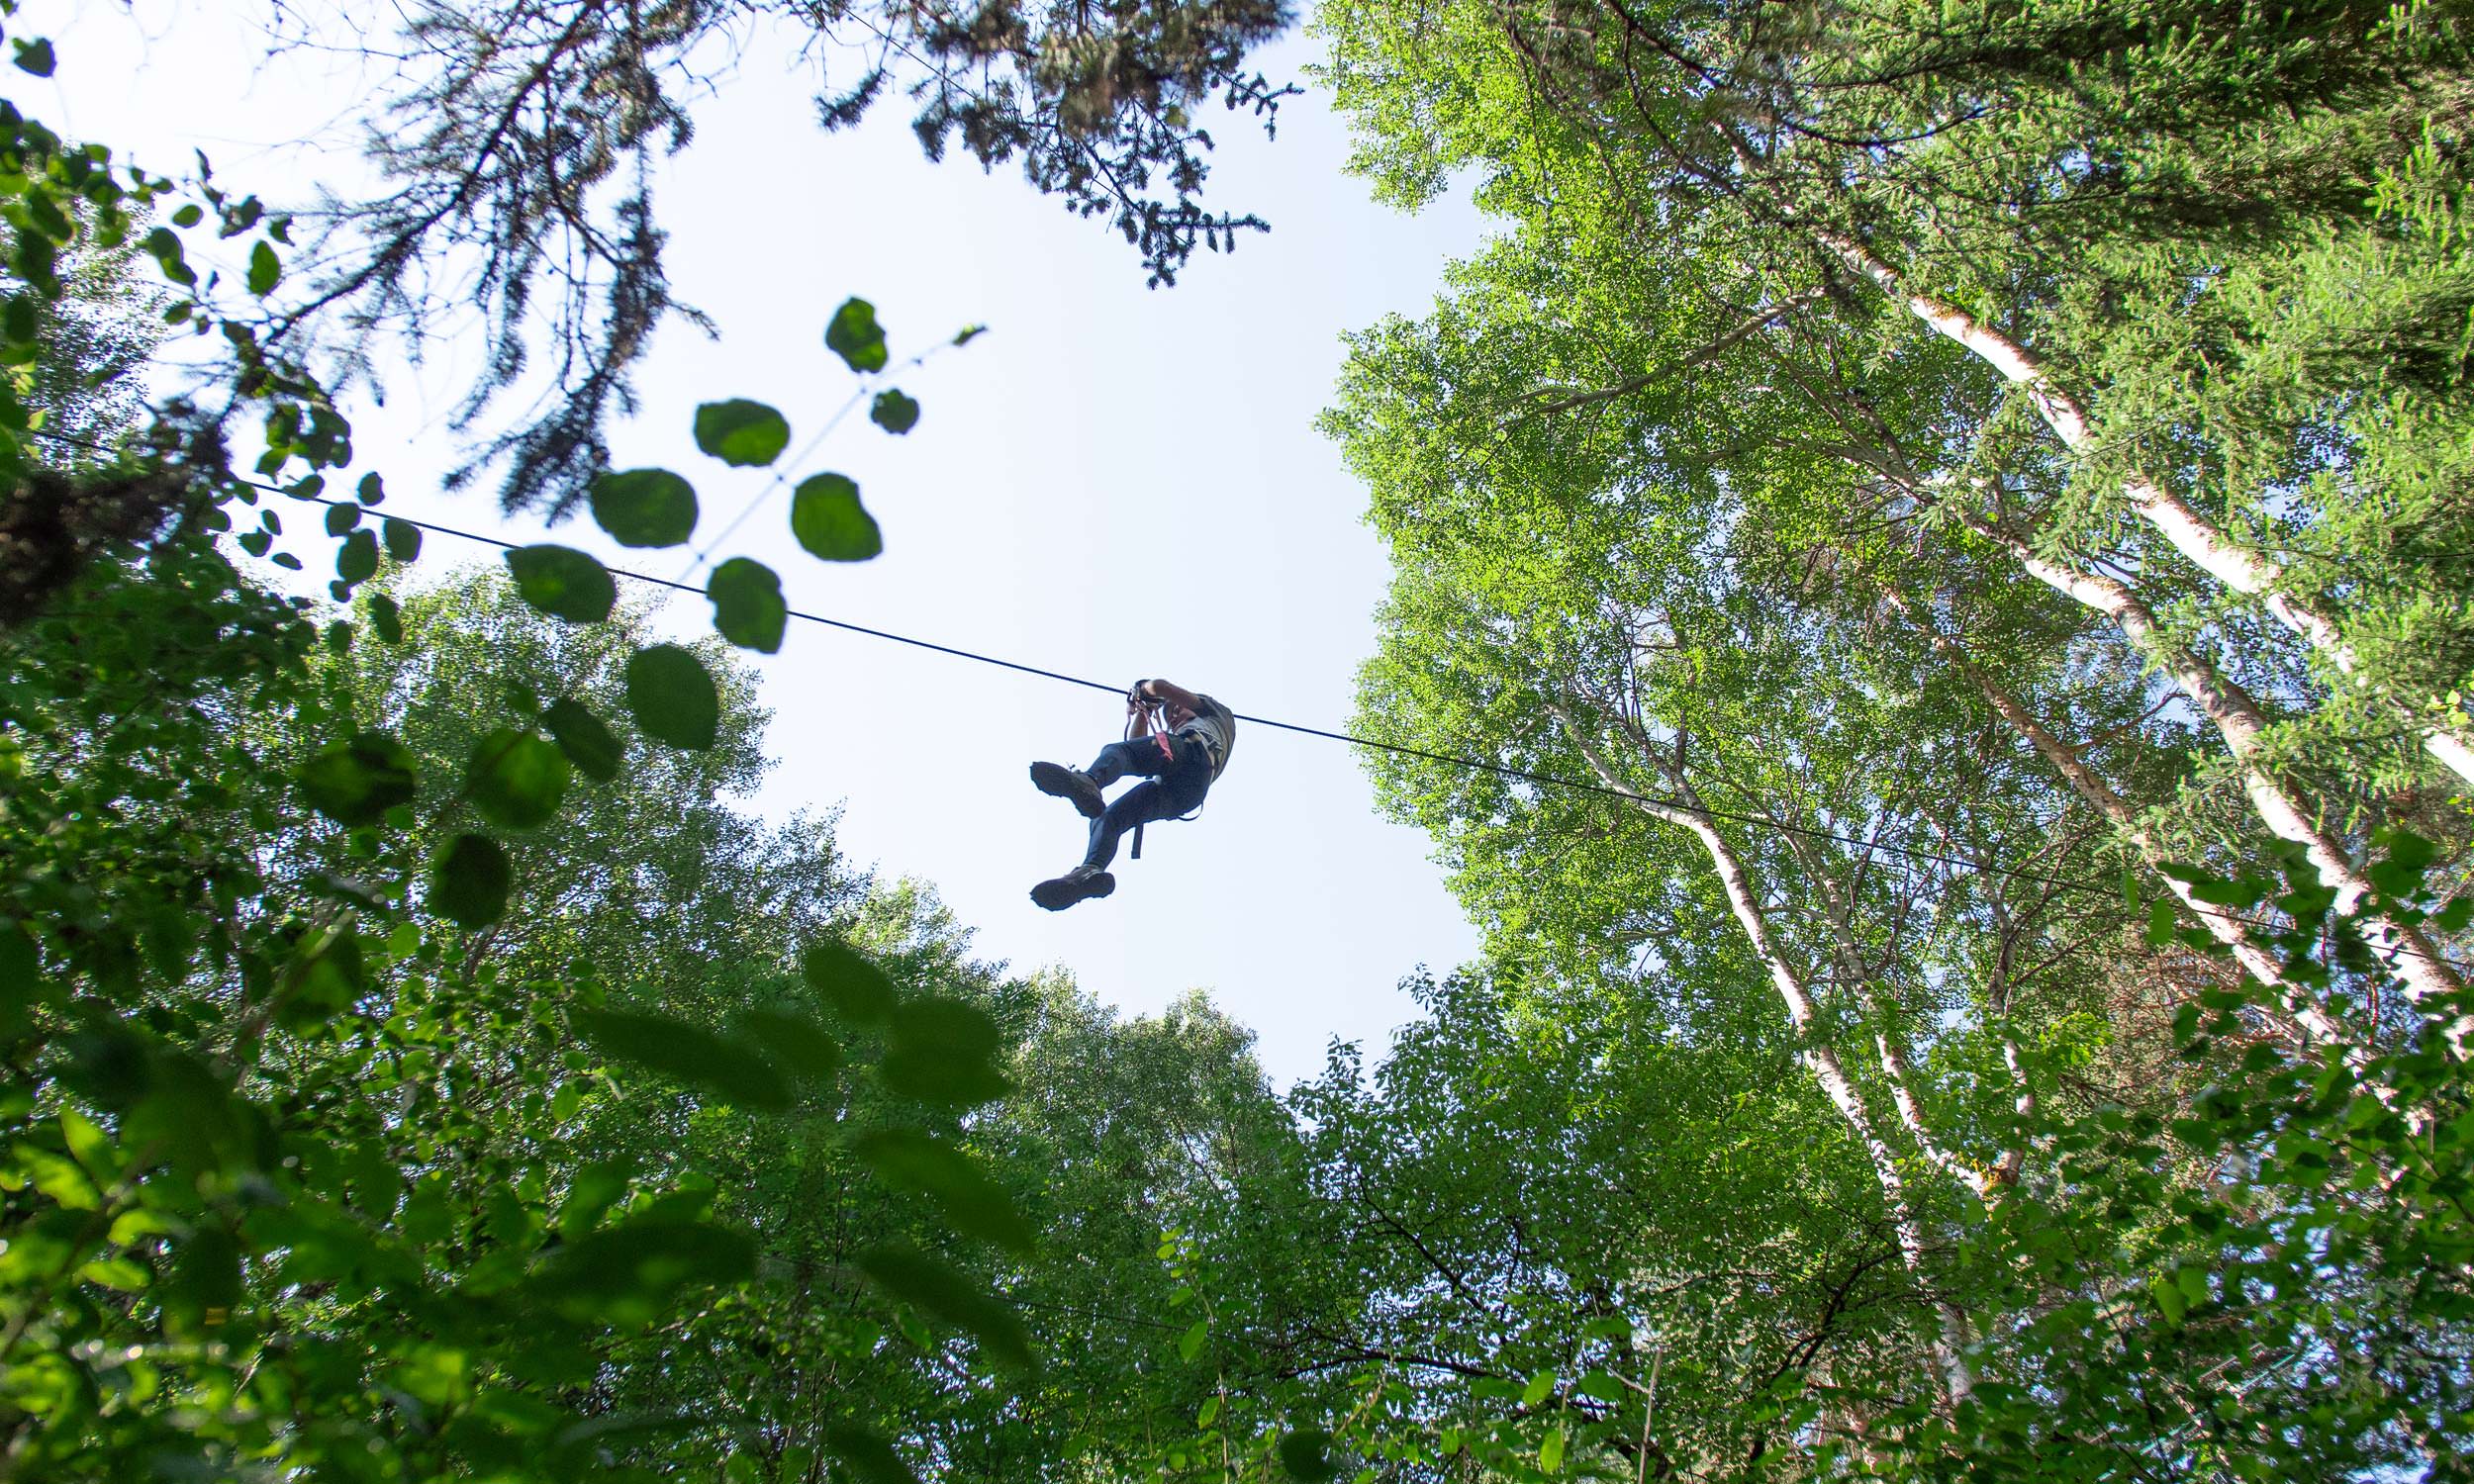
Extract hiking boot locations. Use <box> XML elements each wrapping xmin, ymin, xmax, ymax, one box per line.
<box><xmin>1029</xmin><ymin>761</ymin><xmax>1105</xmax><ymax>819</ymax></box>
<box><xmin>1030</xmin><ymin>864</ymin><xmax>1116</xmax><ymax>911</ymax></box>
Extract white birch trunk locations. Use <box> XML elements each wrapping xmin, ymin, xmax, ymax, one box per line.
<box><xmin>1550</xmin><ymin>707</ymin><xmax>1979</xmax><ymax>1405</ymax></box>
<box><xmin>1772</xmin><ymin>820</ymin><xmax>2012</xmax><ymax>1201</ymax></box>
<box><xmin>1823</xmin><ymin>233</ymin><xmax>2474</xmax><ymax>788</ymax></box>
<box><xmin>1951</xmin><ymin>510</ymin><xmax>2466</xmax><ymax>1041</ymax></box>
<box><xmin>1876</xmin><ymin>584</ymin><xmax>2359</xmax><ymax>1050</ymax></box>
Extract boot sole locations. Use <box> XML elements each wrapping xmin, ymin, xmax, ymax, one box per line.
<box><xmin>1029</xmin><ymin>762</ymin><xmax>1105</xmax><ymax>818</ymax></box>
<box><xmin>1030</xmin><ymin>872</ymin><xmax>1116</xmax><ymax>911</ymax></box>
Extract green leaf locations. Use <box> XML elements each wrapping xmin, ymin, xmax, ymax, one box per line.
<box><xmin>870</xmin><ymin>389</ymin><xmax>920</xmax><ymax>435</ymax></box>
<box><xmin>1521</xmin><ymin>1371</ymin><xmax>1555</xmax><ymax>1406</ymax></box>
<box><xmin>823</xmin><ymin>1427</ymin><xmax>920</xmax><ymax>1484</ymax></box>
<box><xmin>851</xmin><ymin>1130</ymin><xmax>1035</xmax><ymax>1253</ymax></box>
<box><xmin>325</xmin><ymin>503</ymin><xmax>362</xmax><ymax>535</ymax></box>
<box><xmin>692</xmin><ymin>401</ymin><xmax>792</xmax><ymax>468</ymax></box>
<box><xmin>803</xmin><ymin>939</ymin><xmax>898</xmax><ymax>1023</ymax></box>
<box><xmin>171</xmin><ymin>204</ymin><xmax>205</xmax><ymax>231</ymax></box>
<box><xmin>555</xmin><ymin>1160</ymin><xmax>633</xmax><ymax>1240</ymax></box>
<box><xmin>13</xmin><ymin>40</ymin><xmax>57</xmax><ymax>78</ymax></box>
<box><xmin>300</xmin><ymin>731</ymin><xmax>419</xmax><ymax>826</ymax></box>
<box><xmin>1278</xmin><ymin>1429</ymin><xmax>1339</xmax><ymax>1483</ymax></box>
<box><xmin>622</xmin><ymin>644</ymin><xmax>720</xmax><ymax>750</ymax></box>
<box><xmin>1196</xmin><ymin>1395</ymin><xmax>1222</xmax><ymax>1428</ymax></box>
<box><xmin>542</xmin><ymin>696</ymin><xmax>624</xmax><ymax>782</ymax></box>
<box><xmin>880</xmin><ymin>997</ymin><xmax>1011</xmax><ymax>1106</ymax></box>
<box><xmin>707</xmin><ymin>557</ymin><xmax>787</xmax><ymax>653</ymax></box>
<box><xmin>506</xmin><ymin>545</ymin><xmax>617</xmax><ymax>623</ymax></box>
<box><xmin>382</xmin><ymin>517</ymin><xmax>421</xmax><ymax>562</ymax></box>
<box><xmin>335</xmin><ymin>527</ymin><xmax>379</xmax><ymax>586</ymax></box>
<box><xmin>356</xmin><ymin>471</ymin><xmax>386</xmax><ymax>506</ymax></box>
<box><xmin>1178</xmin><ymin>1319</ymin><xmax>1208</xmax><ymax>1362</ymax></box>
<box><xmin>246</xmin><ymin>239</ymin><xmax>281</xmax><ymax>297</ymax></box>
<box><xmin>527</xmin><ymin>1216</ymin><xmax>757</xmax><ymax>1328</ymax></box>
<box><xmin>952</xmin><ymin>324</ymin><xmax>987</xmax><ymax>346</ymax></box>
<box><xmin>825</xmin><ymin>297</ymin><xmax>889</xmax><ymax>372</ymax></box>
<box><xmin>2150</xmin><ymin>1273</ymin><xmax>2188</xmax><ymax>1326</ymax></box>
<box><xmin>791</xmin><ymin>473</ymin><xmax>881</xmax><ymax>561</ymax></box>
<box><xmin>590</xmin><ymin>469</ymin><xmax>699</xmax><ymax>548</ymax></box>
<box><xmin>739</xmin><ymin>1009</ymin><xmax>841</xmax><ymax>1082</ymax></box>
<box><xmin>465</xmin><ymin>729</ymin><xmax>571</xmax><ymax>829</ymax></box>
<box><xmin>575</xmin><ymin>1008</ymin><xmax>792</xmax><ymax>1111</ymax></box>
<box><xmin>428</xmin><ymin>833</ymin><xmax>512</xmax><ymax>928</ymax></box>
<box><xmin>855</xmin><ymin>1244</ymin><xmax>1035</xmax><ymax>1372</ymax></box>
<box><xmin>1540</xmin><ymin>1426</ymin><xmax>1567</xmax><ymax>1474</ymax></box>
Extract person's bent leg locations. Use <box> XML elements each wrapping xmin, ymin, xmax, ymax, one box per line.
<box><xmin>1085</xmin><ymin>735</ymin><xmax>1174</xmax><ymax>789</ymax></box>
<box><xmin>1086</xmin><ymin>780</ymin><xmax>1182</xmax><ymax>870</ymax></box>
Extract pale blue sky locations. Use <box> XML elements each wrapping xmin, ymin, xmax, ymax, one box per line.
<box><xmin>34</xmin><ymin>1</ymin><xmax>1491</xmax><ymax>1084</ymax></box>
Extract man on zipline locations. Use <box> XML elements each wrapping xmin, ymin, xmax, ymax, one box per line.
<box><xmin>1027</xmin><ymin>678</ymin><xmax>1236</xmax><ymax>910</ymax></box>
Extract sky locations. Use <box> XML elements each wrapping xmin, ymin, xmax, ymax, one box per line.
<box><xmin>30</xmin><ymin>0</ymin><xmax>1495</xmax><ymax>1086</ymax></box>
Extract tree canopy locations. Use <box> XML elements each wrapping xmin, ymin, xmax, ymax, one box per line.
<box><xmin>4</xmin><ymin>0</ymin><xmax>2472</xmax><ymax>1480</ymax></box>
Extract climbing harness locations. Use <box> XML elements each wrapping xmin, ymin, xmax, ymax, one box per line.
<box><xmin>1122</xmin><ymin>684</ymin><xmax>1209</xmax><ymax>861</ymax></box>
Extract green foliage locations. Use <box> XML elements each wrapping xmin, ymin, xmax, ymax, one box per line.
<box><xmin>826</xmin><ymin>297</ymin><xmax>890</xmax><ymax>373</ymax></box>
<box><xmin>465</xmin><ymin>727</ymin><xmax>570</xmax><ymax>828</ymax></box>
<box><xmin>541</xmin><ymin>696</ymin><xmax>624</xmax><ymax>782</ymax></box>
<box><xmin>505</xmin><ymin>543</ymin><xmax>617</xmax><ymax>622</ymax></box>
<box><xmin>429</xmin><ymin>829</ymin><xmax>513</xmax><ymax>926</ymax></box>
<box><xmin>706</xmin><ymin>556</ymin><xmax>787</xmax><ymax>653</ymax></box>
<box><xmin>692</xmin><ymin>399</ymin><xmax>791</xmax><ymax>467</ymax></box>
<box><xmin>621</xmin><ymin>643</ymin><xmax>720</xmax><ymax>750</ymax></box>
<box><xmin>589</xmin><ymin>467</ymin><xmax>699</xmax><ymax>547</ymax></box>
<box><xmin>299</xmin><ymin>729</ymin><xmax>418</xmax><ymax>824</ymax></box>
<box><xmin>871</xmin><ymin>388</ymin><xmax>920</xmax><ymax>434</ymax></box>
<box><xmin>792</xmin><ymin>473</ymin><xmax>883</xmax><ymax>561</ymax></box>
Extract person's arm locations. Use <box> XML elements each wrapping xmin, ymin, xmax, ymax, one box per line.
<box><xmin>1140</xmin><ymin>678</ymin><xmax>1204</xmax><ymax>713</ymax></box>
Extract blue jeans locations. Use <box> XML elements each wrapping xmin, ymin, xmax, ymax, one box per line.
<box><xmin>1083</xmin><ymin>733</ymin><xmax>1213</xmax><ymax>870</ymax></box>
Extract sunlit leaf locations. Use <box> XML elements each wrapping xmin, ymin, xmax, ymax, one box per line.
<box><xmin>824</xmin><ymin>1427</ymin><xmax>920</xmax><ymax>1484</ymax></box>
<box><xmin>575</xmin><ymin>1008</ymin><xmax>792</xmax><ymax>1111</ymax></box>
<box><xmin>247</xmin><ymin>239</ymin><xmax>281</xmax><ymax>297</ymax></box>
<box><xmin>428</xmin><ymin>833</ymin><xmax>512</xmax><ymax>928</ymax></box>
<box><xmin>591</xmin><ymin>468</ymin><xmax>699</xmax><ymax>548</ymax></box>
<box><xmin>851</xmin><ymin>1130</ymin><xmax>1034</xmax><ymax>1253</ymax></box>
<box><xmin>791</xmin><ymin>473</ymin><xmax>881</xmax><ymax>561</ymax></box>
<box><xmin>870</xmin><ymin>389</ymin><xmax>919</xmax><ymax>435</ymax></box>
<box><xmin>880</xmin><ymin>996</ymin><xmax>1010</xmax><ymax>1106</ymax></box>
<box><xmin>300</xmin><ymin>731</ymin><xmax>418</xmax><ymax>826</ymax></box>
<box><xmin>855</xmin><ymin>1244</ymin><xmax>1035</xmax><ymax>1372</ymax></box>
<box><xmin>707</xmin><ymin>557</ymin><xmax>787</xmax><ymax>653</ymax></box>
<box><xmin>543</xmin><ymin>696</ymin><xmax>624</xmax><ymax>782</ymax></box>
<box><xmin>1279</xmin><ymin>1429</ymin><xmax>1339</xmax><ymax>1482</ymax></box>
<box><xmin>740</xmin><ymin>1009</ymin><xmax>841</xmax><ymax>1081</ymax></box>
<box><xmin>465</xmin><ymin>729</ymin><xmax>570</xmax><ymax>829</ymax></box>
<box><xmin>506</xmin><ymin>544</ymin><xmax>617</xmax><ymax>623</ymax></box>
<box><xmin>692</xmin><ymin>401</ymin><xmax>791</xmax><ymax>468</ymax></box>
<box><xmin>622</xmin><ymin>644</ymin><xmax>719</xmax><ymax>750</ymax></box>
<box><xmin>527</xmin><ymin>1216</ymin><xmax>758</xmax><ymax>1327</ymax></box>
<box><xmin>803</xmin><ymin>938</ymin><xmax>898</xmax><ymax>1023</ymax></box>
<box><xmin>335</xmin><ymin>528</ymin><xmax>381</xmax><ymax>588</ymax></box>
<box><xmin>825</xmin><ymin>297</ymin><xmax>888</xmax><ymax>372</ymax></box>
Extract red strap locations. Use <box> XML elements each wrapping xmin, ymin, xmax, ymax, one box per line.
<box><xmin>1155</xmin><ymin>731</ymin><xmax>1176</xmax><ymax>763</ymax></box>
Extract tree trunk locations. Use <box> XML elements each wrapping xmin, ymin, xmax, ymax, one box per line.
<box><xmin>1948</xmin><ymin>510</ymin><xmax>2466</xmax><ymax>1043</ymax></box>
<box><xmin>1822</xmin><ymin>232</ymin><xmax>2474</xmax><ymax>789</ymax></box>
<box><xmin>1549</xmin><ymin>704</ymin><xmax>1979</xmax><ymax>1405</ymax></box>
<box><xmin>1874</xmin><ymin>583</ymin><xmax>2358</xmax><ymax>1051</ymax></box>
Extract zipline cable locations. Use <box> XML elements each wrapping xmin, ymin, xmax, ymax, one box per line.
<box><xmin>279</xmin><ymin>491</ymin><xmax>2234</xmax><ymax>911</ymax></box>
